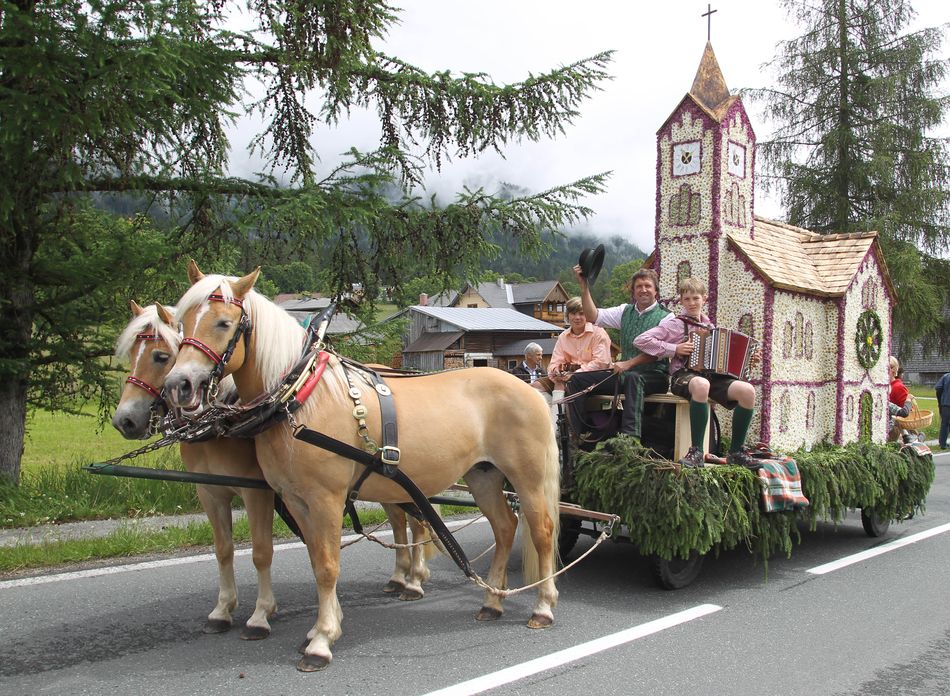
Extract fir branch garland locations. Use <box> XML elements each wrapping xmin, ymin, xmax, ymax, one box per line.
<box><xmin>569</xmin><ymin>440</ymin><xmax>934</xmax><ymax>563</ymax></box>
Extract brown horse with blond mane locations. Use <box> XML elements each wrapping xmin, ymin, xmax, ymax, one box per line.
<box><xmin>164</xmin><ymin>261</ymin><xmax>561</xmax><ymax>672</ymax></box>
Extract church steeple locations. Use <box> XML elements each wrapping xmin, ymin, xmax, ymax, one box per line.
<box><xmin>689</xmin><ymin>42</ymin><xmax>731</xmax><ymax>113</ymax></box>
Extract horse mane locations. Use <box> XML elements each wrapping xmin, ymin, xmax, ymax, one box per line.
<box><xmin>175</xmin><ymin>274</ymin><xmax>306</xmax><ymax>391</ymax></box>
<box><xmin>114</xmin><ymin>305</ymin><xmax>180</xmax><ymax>359</ymax></box>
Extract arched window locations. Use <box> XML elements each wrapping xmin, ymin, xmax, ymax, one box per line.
<box><xmin>677</xmin><ymin>260</ymin><xmax>692</xmax><ymax>286</ymax></box>
<box><xmin>794</xmin><ymin>312</ymin><xmax>804</xmax><ymax>358</ymax></box>
<box><xmin>738</xmin><ymin>313</ymin><xmax>754</xmax><ymax>338</ymax></box>
<box><xmin>778</xmin><ymin>392</ymin><xmax>791</xmax><ymax>433</ymax></box>
<box><xmin>846</xmin><ymin>395</ymin><xmax>855</xmax><ymax>421</ymax></box>
<box><xmin>806</xmin><ymin>392</ymin><xmax>816</xmax><ymax>429</ymax></box>
<box><xmin>859</xmin><ymin>391</ymin><xmax>874</xmax><ymax>442</ymax></box>
<box><xmin>783</xmin><ymin>321</ymin><xmax>793</xmax><ymax>359</ymax></box>
<box><xmin>804</xmin><ymin>321</ymin><xmax>813</xmax><ymax>360</ymax></box>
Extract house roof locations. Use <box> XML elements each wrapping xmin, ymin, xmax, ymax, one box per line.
<box><xmin>727</xmin><ymin>216</ymin><xmax>894</xmax><ymax>299</ymax></box>
<box><xmin>403</xmin><ymin>331</ymin><xmax>464</xmax><ymax>353</ymax></box>
<box><xmin>277</xmin><ymin>296</ymin><xmax>363</xmax><ymax>334</ymax></box>
<box><xmin>510</xmin><ymin>280</ymin><xmax>562</xmax><ymax>304</ymax></box>
<box><xmin>410</xmin><ymin>306</ymin><xmax>562</xmax><ymax>332</ymax></box>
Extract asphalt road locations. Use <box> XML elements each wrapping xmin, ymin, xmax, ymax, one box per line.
<box><xmin>2</xmin><ymin>449</ymin><xmax>949</xmax><ymax>696</ymax></box>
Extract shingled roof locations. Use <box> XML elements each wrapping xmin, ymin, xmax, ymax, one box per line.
<box><xmin>727</xmin><ymin>216</ymin><xmax>895</xmax><ymax>299</ymax></box>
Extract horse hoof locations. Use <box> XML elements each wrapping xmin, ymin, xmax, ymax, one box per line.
<box><xmin>399</xmin><ymin>588</ymin><xmax>424</xmax><ymax>602</ymax></box>
<box><xmin>297</xmin><ymin>654</ymin><xmax>331</xmax><ymax>672</ymax></box>
<box><xmin>202</xmin><ymin>618</ymin><xmax>232</xmax><ymax>634</ymax></box>
<box><xmin>240</xmin><ymin>625</ymin><xmax>271</xmax><ymax>641</ymax></box>
<box><xmin>475</xmin><ymin>607</ymin><xmax>503</xmax><ymax>622</ymax></box>
<box><xmin>382</xmin><ymin>580</ymin><xmax>406</xmax><ymax>594</ymax></box>
<box><xmin>297</xmin><ymin>639</ymin><xmax>309</xmax><ymax>655</ymax></box>
<box><xmin>527</xmin><ymin>613</ymin><xmax>554</xmax><ymax>629</ymax></box>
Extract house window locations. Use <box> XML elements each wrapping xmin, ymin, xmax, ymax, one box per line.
<box><xmin>677</xmin><ymin>260</ymin><xmax>692</xmax><ymax>286</ymax></box>
<box><xmin>778</xmin><ymin>392</ymin><xmax>791</xmax><ymax>433</ymax></box>
<box><xmin>783</xmin><ymin>321</ymin><xmax>793</xmax><ymax>359</ymax></box>
<box><xmin>738</xmin><ymin>313</ymin><xmax>754</xmax><ymax>338</ymax></box>
<box><xmin>794</xmin><ymin>312</ymin><xmax>804</xmax><ymax>358</ymax></box>
<box><xmin>467</xmin><ymin>303</ymin><xmax>478</xmax><ymax>308</ymax></box>
<box><xmin>507</xmin><ymin>360</ymin><xmax>517</xmax><ymax>370</ymax></box>
<box><xmin>472</xmin><ymin>358</ymin><xmax>489</xmax><ymax>367</ymax></box>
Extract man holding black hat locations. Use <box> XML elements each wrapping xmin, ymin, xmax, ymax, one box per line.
<box><xmin>566</xmin><ymin>261</ymin><xmax>670</xmax><ymax>443</ymax></box>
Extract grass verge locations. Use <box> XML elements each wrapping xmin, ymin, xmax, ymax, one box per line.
<box><xmin>0</xmin><ymin>505</ymin><xmax>474</xmax><ymax>574</ymax></box>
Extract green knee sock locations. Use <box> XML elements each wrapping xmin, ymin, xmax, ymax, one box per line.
<box><xmin>689</xmin><ymin>400</ymin><xmax>709</xmax><ymax>449</ymax></box>
<box><xmin>731</xmin><ymin>406</ymin><xmax>755</xmax><ymax>452</ymax></box>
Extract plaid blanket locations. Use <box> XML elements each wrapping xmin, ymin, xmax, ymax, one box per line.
<box><xmin>756</xmin><ymin>456</ymin><xmax>810</xmax><ymax>513</ymax></box>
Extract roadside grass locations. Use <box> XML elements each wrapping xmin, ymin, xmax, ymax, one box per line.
<box><xmin>2</xmin><ymin>450</ymin><xmax>202</xmax><ymax>528</ymax></box>
<box><xmin>0</xmin><ymin>504</ymin><xmax>473</xmax><ymax>574</ymax></box>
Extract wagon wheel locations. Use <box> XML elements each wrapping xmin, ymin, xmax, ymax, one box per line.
<box><xmin>557</xmin><ymin>517</ymin><xmax>582</xmax><ymax>560</ymax></box>
<box><xmin>855</xmin><ymin>310</ymin><xmax>883</xmax><ymax>369</ymax></box>
<box><xmin>652</xmin><ymin>550</ymin><xmax>704</xmax><ymax>590</ymax></box>
<box><xmin>861</xmin><ymin>508</ymin><xmax>891</xmax><ymax>537</ymax></box>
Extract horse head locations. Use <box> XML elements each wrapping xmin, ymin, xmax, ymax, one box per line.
<box><xmin>112</xmin><ymin>300</ymin><xmax>180</xmax><ymax>439</ymax></box>
<box><xmin>165</xmin><ymin>261</ymin><xmax>262</xmax><ymax>410</ymax></box>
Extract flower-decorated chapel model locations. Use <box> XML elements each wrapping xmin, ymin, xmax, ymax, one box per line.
<box><xmin>647</xmin><ymin>41</ymin><xmax>895</xmax><ymax>449</ymax></box>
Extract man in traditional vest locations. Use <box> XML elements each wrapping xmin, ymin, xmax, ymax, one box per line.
<box><xmin>565</xmin><ymin>266</ymin><xmax>670</xmax><ymax>443</ymax></box>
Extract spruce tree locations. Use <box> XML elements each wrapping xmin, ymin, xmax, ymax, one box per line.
<box><xmin>746</xmin><ymin>0</ymin><xmax>950</xmax><ymax>350</ymax></box>
<box><xmin>0</xmin><ymin>0</ymin><xmax>612</xmax><ymax>482</ymax></box>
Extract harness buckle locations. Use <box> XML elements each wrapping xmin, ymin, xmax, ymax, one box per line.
<box><xmin>379</xmin><ymin>445</ymin><xmax>401</xmax><ymax>465</ymax></box>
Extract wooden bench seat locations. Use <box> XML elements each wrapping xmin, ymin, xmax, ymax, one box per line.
<box><xmin>584</xmin><ymin>392</ymin><xmax>709</xmax><ymax>461</ymax></box>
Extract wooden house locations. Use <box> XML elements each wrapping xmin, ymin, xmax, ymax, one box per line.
<box><xmin>452</xmin><ymin>278</ymin><xmax>570</xmax><ymax>325</ymax></box>
<box><xmin>399</xmin><ymin>306</ymin><xmax>561</xmax><ymax>372</ymax></box>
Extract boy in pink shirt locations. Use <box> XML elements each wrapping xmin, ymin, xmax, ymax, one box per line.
<box><xmin>634</xmin><ymin>277</ymin><xmax>760</xmax><ymax>469</ymax></box>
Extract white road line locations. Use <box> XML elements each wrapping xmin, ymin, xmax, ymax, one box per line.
<box><xmin>807</xmin><ymin>521</ymin><xmax>950</xmax><ymax>575</ymax></box>
<box><xmin>419</xmin><ymin>604</ymin><xmax>723</xmax><ymax>696</ymax></box>
<box><xmin>0</xmin><ymin>517</ymin><xmax>489</xmax><ymax>591</ymax></box>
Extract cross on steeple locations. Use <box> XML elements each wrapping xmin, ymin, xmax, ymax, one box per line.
<box><xmin>702</xmin><ymin>3</ymin><xmax>717</xmax><ymax>41</ymax></box>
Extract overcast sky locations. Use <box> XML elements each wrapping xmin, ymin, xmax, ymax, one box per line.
<box><xmin>231</xmin><ymin>1</ymin><xmax>949</xmax><ymax>254</ymax></box>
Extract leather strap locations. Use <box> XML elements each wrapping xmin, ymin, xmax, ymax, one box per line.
<box><xmin>291</xmin><ymin>424</ymin><xmax>475</xmax><ymax>579</ymax></box>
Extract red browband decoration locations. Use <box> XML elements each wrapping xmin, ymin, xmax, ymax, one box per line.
<box><xmin>180</xmin><ymin>337</ymin><xmax>225</xmax><ymax>365</ymax></box>
<box><xmin>208</xmin><ymin>293</ymin><xmax>244</xmax><ymax>308</ymax></box>
<box><xmin>135</xmin><ymin>333</ymin><xmax>161</xmax><ymax>342</ymax></box>
<box><xmin>126</xmin><ymin>375</ymin><xmax>163</xmax><ymax>400</ymax></box>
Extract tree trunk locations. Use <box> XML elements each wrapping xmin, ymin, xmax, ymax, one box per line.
<box><xmin>0</xmin><ymin>375</ymin><xmax>27</xmax><ymax>485</ymax></box>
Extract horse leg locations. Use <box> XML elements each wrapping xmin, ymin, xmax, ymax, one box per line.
<box><xmin>239</xmin><ymin>487</ymin><xmax>278</xmax><ymax>640</ymax></box>
<box><xmin>293</xmin><ymin>498</ymin><xmax>346</xmax><ymax>672</ymax></box>
<box><xmin>463</xmin><ymin>467</ymin><xmax>518</xmax><ymax>621</ymax></box>
<box><xmin>380</xmin><ymin>503</ymin><xmax>411</xmax><ymax>596</ymax></box>
<box><xmin>196</xmin><ymin>483</ymin><xmax>238</xmax><ymax>634</ymax></box>
<box><xmin>406</xmin><ymin>504</ymin><xmax>441</xmax><ymax>599</ymax></box>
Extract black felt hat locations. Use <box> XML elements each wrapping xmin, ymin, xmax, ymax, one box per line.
<box><xmin>577</xmin><ymin>243</ymin><xmax>605</xmax><ymax>286</ymax></box>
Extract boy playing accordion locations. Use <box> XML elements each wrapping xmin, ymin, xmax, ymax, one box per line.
<box><xmin>634</xmin><ymin>277</ymin><xmax>760</xmax><ymax>469</ymax></box>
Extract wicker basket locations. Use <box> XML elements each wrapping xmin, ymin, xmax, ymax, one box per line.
<box><xmin>895</xmin><ymin>397</ymin><xmax>934</xmax><ymax>431</ymax></box>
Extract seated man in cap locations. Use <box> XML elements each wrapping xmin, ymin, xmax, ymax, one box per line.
<box><xmin>565</xmin><ymin>265</ymin><xmax>670</xmax><ymax>443</ymax></box>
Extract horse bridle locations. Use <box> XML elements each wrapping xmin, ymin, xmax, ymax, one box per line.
<box><xmin>125</xmin><ymin>332</ymin><xmax>170</xmax><ymax>436</ymax></box>
<box><xmin>179</xmin><ymin>293</ymin><xmax>252</xmax><ymax>402</ymax></box>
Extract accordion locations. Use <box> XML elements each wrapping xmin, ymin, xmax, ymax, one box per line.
<box><xmin>688</xmin><ymin>328</ymin><xmax>758</xmax><ymax>380</ymax></box>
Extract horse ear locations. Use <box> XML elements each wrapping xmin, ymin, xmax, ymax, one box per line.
<box><xmin>231</xmin><ymin>267</ymin><xmax>261</xmax><ymax>299</ymax></box>
<box><xmin>129</xmin><ymin>300</ymin><xmax>145</xmax><ymax>316</ymax></box>
<box><xmin>154</xmin><ymin>303</ymin><xmax>175</xmax><ymax>327</ymax></box>
<box><xmin>187</xmin><ymin>259</ymin><xmax>205</xmax><ymax>285</ymax></box>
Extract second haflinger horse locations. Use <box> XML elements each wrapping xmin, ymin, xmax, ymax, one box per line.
<box><xmin>112</xmin><ymin>302</ymin><xmax>438</xmax><ymax>639</ymax></box>
<box><xmin>164</xmin><ymin>261</ymin><xmax>561</xmax><ymax>672</ymax></box>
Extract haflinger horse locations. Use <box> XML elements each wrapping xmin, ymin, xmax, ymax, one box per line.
<box><xmin>164</xmin><ymin>262</ymin><xmax>561</xmax><ymax>672</ymax></box>
<box><xmin>112</xmin><ymin>302</ymin><xmax>439</xmax><ymax>639</ymax></box>
<box><xmin>112</xmin><ymin>300</ymin><xmax>278</xmax><ymax>639</ymax></box>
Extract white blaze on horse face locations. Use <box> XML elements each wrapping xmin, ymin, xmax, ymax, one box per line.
<box><xmin>185</xmin><ymin>302</ymin><xmax>212</xmax><ymax>339</ymax></box>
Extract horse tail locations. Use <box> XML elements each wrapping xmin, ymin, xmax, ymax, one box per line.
<box><xmin>521</xmin><ymin>425</ymin><xmax>561</xmax><ymax>585</ymax></box>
